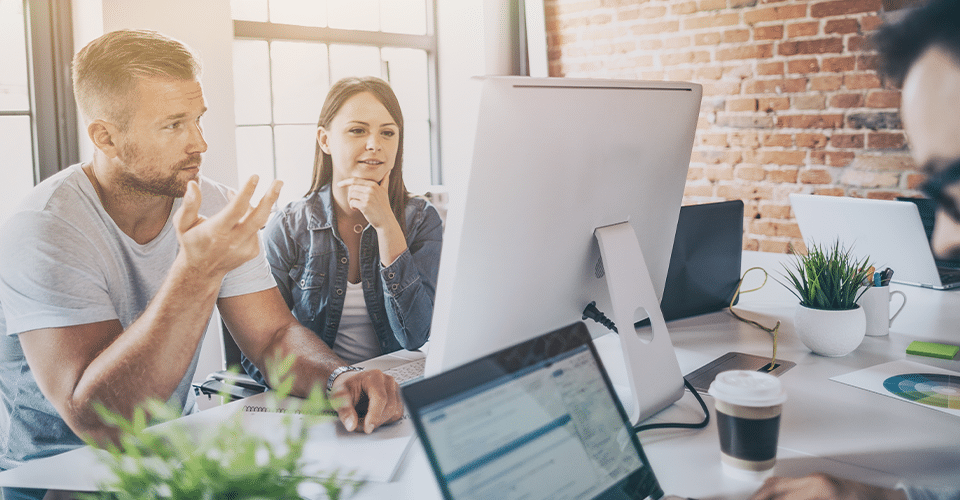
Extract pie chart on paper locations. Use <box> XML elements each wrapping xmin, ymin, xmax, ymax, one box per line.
<box><xmin>882</xmin><ymin>373</ymin><xmax>960</xmax><ymax>409</ymax></box>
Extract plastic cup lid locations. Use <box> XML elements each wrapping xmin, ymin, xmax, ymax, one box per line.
<box><xmin>708</xmin><ymin>370</ymin><xmax>787</xmax><ymax>407</ymax></box>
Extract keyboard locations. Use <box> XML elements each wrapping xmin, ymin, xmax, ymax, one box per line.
<box><xmin>382</xmin><ymin>357</ymin><xmax>426</xmax><ymax>385</ymax></box>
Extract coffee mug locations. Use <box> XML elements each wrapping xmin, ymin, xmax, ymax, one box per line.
<box><xmin>858</xmin><ymin>285</ymin><xmax>907</xmax><ymax>337</ymax></box>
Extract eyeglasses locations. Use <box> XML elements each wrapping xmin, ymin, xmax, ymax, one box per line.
<box><xmin>919</xmin><ymin>158</ymin><xmax>960</xmax><ymax>222</ymax></box>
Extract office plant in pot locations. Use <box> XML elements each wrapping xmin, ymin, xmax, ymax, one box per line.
<box><xmin>780</xmin><ymin>241</ymin><xmax>874</xmax><ymax>357</ymax></box>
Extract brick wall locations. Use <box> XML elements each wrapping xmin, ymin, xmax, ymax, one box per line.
<box><xmin>544</xmin><ymin>0</ymin><xmax>921</xmax><ymax>253</ymax></box>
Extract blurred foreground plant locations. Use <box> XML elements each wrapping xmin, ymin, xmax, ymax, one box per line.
<box><xmin>78</xmin><ymin>355</ymin><xmax>361</xmax><ymax>500</ymax></box>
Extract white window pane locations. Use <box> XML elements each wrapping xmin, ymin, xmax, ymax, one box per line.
<box><xmin>328</xmin><ymin>0</ymin><xmax>378</xmax><ymax>31</ymax></box>
<box><xmin>230</xmin><ymin>0</ymin><xmax>268</xmax><ymax>21</ymax></box>
<box><xmin>274</xmin><ymin>125</ymin><xmax>318</xmax><ymax>207</ymax></box>
<box><xmin>401</xmin><ymin>119</ymin><xmax>431</xmax><ymax>195</ymax></box>
<box><xmin>382</xmin><ymin>48</ymin><xmax>429</xmax><ymax>121</ymax></box>
<box><xmin>329</xmin><ymin>44</ymin><xmax>381</xmax><ymax>83</ymax></box>
<box><xmin>233</xmin><ymin>40</ymin><xmax>272</xmax><ymax>125</ymax></box>
<box><xmin>380</xmin><ymin>0</ymin><xmax>426</xmax><ymax>35</ymax></box>
<box><xmin>271</xmin><ymin>41</ymin><xmax>329</xmax><ymax>124</ymax></box>
<box><xmin>0</xmin><ymin>0</ymin><xmax>29</xmax><ymax>111</ymax></box>
<box><xmin>0</xmin><ymin>117</ymin><xmax>35</xmax><ymax>225</ymax></box>
<box><xmin>235</xmin><ymin>126</ymin><xmax>276</xmax><ymax>204</ymax></box>
<box><xmin>269</xmin><ymin>0</ymin><xmax>326</xmax><ymax>27</ymax></box>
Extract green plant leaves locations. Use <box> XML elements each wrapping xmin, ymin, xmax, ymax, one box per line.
<box><xmin>778</xmin><ymin>240</ymin><xmax>874</xmax><ymax>310</ymax></box>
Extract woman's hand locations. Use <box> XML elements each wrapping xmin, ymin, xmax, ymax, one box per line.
<box><xmin>336</xmin><ymin>173</ymin><xmax>393</xmax><ymax>230</ymax></box>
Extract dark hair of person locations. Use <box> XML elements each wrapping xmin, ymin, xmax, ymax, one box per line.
<box><xmin>872</xmin><ymin>0</ymin><xmax>960</xmax><ymax>87</ymax></box>
<box><xmin>307</xmin><ymin>76</ymin><xmax>410</xmax><ymax>235</ymax></box>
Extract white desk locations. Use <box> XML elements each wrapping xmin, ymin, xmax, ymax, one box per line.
<box><xmin>2</xmin><ymin>251</ymin><xmax>958</xmax><ymax>499</ymax></box>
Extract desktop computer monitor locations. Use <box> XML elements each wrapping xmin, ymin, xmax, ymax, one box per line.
<box><xmin>425</xmin><ymin>76</ymin><xmax>702</xmax><ymax>423</ymax></box>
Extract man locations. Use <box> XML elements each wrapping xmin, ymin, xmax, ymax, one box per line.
<box><xmin>0</xmin><ymin>29</ymin><xmax>402</xmax><ymax>497</ymax></box>
<box><xmin>750</xmin><ymin>1</ymin><xmax>960</xmax><ymax>499</ymax></box>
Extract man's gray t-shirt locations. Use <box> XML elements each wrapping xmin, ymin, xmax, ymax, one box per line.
<box><xmin>0</xmin><ymin>164</ymin><xmax>276</xmax><ymax>470</ymax></box>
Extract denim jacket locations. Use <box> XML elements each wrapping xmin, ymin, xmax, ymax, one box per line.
<box><xmin>243</xmin><ymin>184</ymin><xmax>443</xmax><ymax>383</ymax></box>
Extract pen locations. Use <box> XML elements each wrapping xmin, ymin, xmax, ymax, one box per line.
<box><xmin>863</xmin><ymin>266</ymin><xmax>876</xmax><ymax>286</ymax></box>
<box><xmin>881</xmin><ymin>267</ymin><xmax>894</xmax><ymax>286</ymax></box>
<box><xmin>874</xmin><ymin>272</ymin><xmax>882</xmax><ymax>287</ymax></box>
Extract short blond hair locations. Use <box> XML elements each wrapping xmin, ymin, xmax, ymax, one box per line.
<box><xmin>72</xmin><ymin>29</ymin><xmax>201</xmax><ymax>129</ymax></box>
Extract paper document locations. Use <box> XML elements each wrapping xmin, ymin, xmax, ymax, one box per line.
<box><xmin>831</xmin><ymin>359</ymin><xmax>960</xmax><ymax>418</ymax></box>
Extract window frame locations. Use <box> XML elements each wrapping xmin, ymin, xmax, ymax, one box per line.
<box><xmin>232</xmin><ymin>2</ymin><xmax>443</xmax><ymax>186</ymax></box>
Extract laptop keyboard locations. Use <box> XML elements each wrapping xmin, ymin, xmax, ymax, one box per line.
<box><xmin>382</xmin><ymin>358</ymin><xmax>426</xmax><ymax>385</ymax></box>
<box><xmin>939</xmin><ymin>267</ymin><xmax>960</xmax><ymax>283</ymax></box>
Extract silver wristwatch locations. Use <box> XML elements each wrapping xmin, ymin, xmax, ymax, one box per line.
<box><xmin>326</xmin><ymin>365</ymin><xmax>363</xmax><ymax>392</ymax></box>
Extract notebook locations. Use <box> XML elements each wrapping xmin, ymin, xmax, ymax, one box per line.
<box><xmin>402</xmin><ymin>322</ymin><xmax>686</xmax><ymax>500</ymax></box>
<box><xmin>790</xmin><ymin>193</ymin><xmax>960</xmax><ymax>290</ymax></box>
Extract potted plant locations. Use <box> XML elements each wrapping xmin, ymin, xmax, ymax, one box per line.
<box><xmin>779</xmin><ymin>240</ymin><xmax>874</xmax><ymax>356</ymax></box>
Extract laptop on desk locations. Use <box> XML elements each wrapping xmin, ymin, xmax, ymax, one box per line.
<box><xmin>790</xmin><ymin>193</ymin><xmax>960</xmax><ymax>290</ymax></box>
<box><xmin>402</xmin><ymin>322</ymin><xmax>690</xmax><ymax>500</ymax></box>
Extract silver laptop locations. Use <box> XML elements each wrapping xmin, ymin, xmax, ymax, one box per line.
<box><xmin>790</xmin><ymin>193</ymin><xmax>960</xmax><ymax>290</ymax></box>
<box><xmin>402</xmin><ymin>322</ymin><xmax>690</xmax><ymax>500</ymax></box>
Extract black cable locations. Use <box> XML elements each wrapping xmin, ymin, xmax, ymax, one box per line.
<box><xmin>581</xmin><ymin>302</ymin><xmax>711</xmax><ymax>434</ymax></box>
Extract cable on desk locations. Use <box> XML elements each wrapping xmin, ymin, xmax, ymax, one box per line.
<box><xmin>728</xmin><ymin>267</ymin><xmax>780</xmax><ymax>371</ymax></box>
<box><xmin>581</xmin><ymin>302</ymin><xmax>710</xmax><ymax>434</ymax></box>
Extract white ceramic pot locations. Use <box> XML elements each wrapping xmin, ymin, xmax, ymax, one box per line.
<box><xmin>793</xmin><ymin>304</ymin><xmax>866</xmax><ymax>357</ymax></box>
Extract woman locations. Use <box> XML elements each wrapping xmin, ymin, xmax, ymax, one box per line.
<box><xmin>244</xmin><ymin>76</ymin><xmax>443</xmax><ymax>382</ymax></box>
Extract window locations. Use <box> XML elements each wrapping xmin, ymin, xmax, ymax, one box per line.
<box><xmin>231</xmin><ymin>0</ymin><xmax>439</xmax><ymax>207</ymax></box>
<box><xmin>0</xmin><ymin>0</ymin><xmax>77</xmax><ymax>222</ymax></box>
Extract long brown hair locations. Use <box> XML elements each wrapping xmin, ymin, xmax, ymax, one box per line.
<box><xmin>307</xmin><ymin>76</ymin><xmax>410</xmax><ymax>235</ymax></box>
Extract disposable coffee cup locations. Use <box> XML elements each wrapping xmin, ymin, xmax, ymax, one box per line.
<box><xmin>708</xmin><ymin>370</ymin><xmax>787</xmax><ymax>481</ymax></box>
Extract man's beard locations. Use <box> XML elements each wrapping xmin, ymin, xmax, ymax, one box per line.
<box><xmin>115</xmin><ymin>143</ymin><xmax>201</xmax><ymax>198</ymax></box>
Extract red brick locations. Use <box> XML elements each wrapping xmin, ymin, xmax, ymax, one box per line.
<box><xmin>811</xmin><ymin>75</ymin><xmax>843</xmax><ymax>91</ymax></box>
<box><xmin>810</xmin><ymin>150</ymin><xmax>856</xmax><ymax>166</ymax></box>
<box><xmin>865</xmin><ymin>90</ymin><xmax>901</xmax><ymax>108</ymax></box>
<box><xmin>824</xmin><ymin>18</ymin><xmax>859</xmax><ymax>34</ymax></box>
<box><xmin>751</xmin><ymin>149</ymin><xmax>807</xmax><ymax>165</ymax></box>
<box><xmin>822</xmin><ymin>56</ymin><xmax>856</xmax><ymax>72</ymax></box>
<box><xmin>723</xmin><ymin>29</ymin><xmax>751</xmax><ymax>43</ymax></box>
<box><xmin>768</xmin><ymin>168</ymin><xmax>800</xmax><ymax>183</ymax></box>
<box><xmin>830</xmin><ymin>133</ymin><xmax>865</xmax><ymax>148</ymax></box>
<box><xmin>788</xmin><ymin>21</ymin><xmax>820</xmax><ymax>38</ymax></box>
<box><xmin>763</xmin><ymin>133</ymin><xmax>794</xmax><ymax>147</ymax></box>
<box><xmin>845</xmin><ymin>73</ymin><xmax>882</xmax><ymax>89</ymax></box>
<box><xmin>683</xmin><ymin>13</ymin><xmax>742</xmax><ymax>30</ymax></box>
<box><xmin>668</xmin><ymin>68</ymin><xmax>695</xmax><ymax>80</ymax></box>
<box><xmin>745</xmin><ymin>4</ymin><xmax>808</xmax><ymax>24</ymax></box>
<box><xmin>857</xmin><ymin>54</ymin><xmax>881</xmax><ymax>72</ymax></box>
<box><xmin>684</xmin><ymin>183</ymin><xmax>715</xmax><ymax>197</ymax></box>
<box><xmin>757</xmin><ymin>61</ymin><xmax>785</xmax><ymax>76</ymax></box>
<box><xmin>736</xmin><ymin>164</ymin><xmax>767</xmax><ymax>181</ymax></box>
<box><xmin>695</xmin><ymin>32</ymin><xmax>723</xmax><ymax>46</ymax></box>
<box><xmin>662</xmin><ymin>51</ymin><xmax>695</xmax><ymax>65</ymax></box>
<box><xmin>776</xmin><ymin>113</ymin><xmax>845</xmax><ymax>129</ymax></box>
<box><xmin>796</xmin><ymin>133</ymin><xmax>828</xmax><ymax>148</ymax></box>
<box><xmin>906</xmin><ymin>173</ymin><xmax>927</xmax><ymax>190</ymax></box>
<box><xmin>787</xmin><ymin>58</ymin><xmax>820</xmax><ymax>74</ymax></box>
<box><xmin>779</xmin><ymin>37</ymin><xmax>844</xmax><ymax>56</ymax></box>
<box><xmin>864</xmin><ymin>191</ymin><xmax>903</xmax><ymax>201</ymax></box>
<box><xmin>811</xmin><ymin>0</ymin><xmax>882</xmax><ymax>18</ymax></box>
<box><xmin>759</xmin><ymin>202</ymin><xmax>793</xmax><ymax>219</ymax></box>
<box><xmin>793</xmin><ymin>94</ymin><xmax>826</xmax><ymax>110</ymax></box>
<box><xmin>829</xmin><ymin>93</ymin><xmax>865</xmax><ymax>108</ymax></box>
<box><xmin>697</xmin><ymin>66</ymin><xmax>724</xmax><ymax>80</ymax></box>
<box><xmin>665</xmin><ymin>35</ymin><xmax>693</xmax><ymax>49</ymax></box>
<box><xmin>699</xmin><ymin>0</ymin><xmax>728</xmax><ymax>11</ymax></box>
<box><xmin>639</xmin><ymin>5</ymin><xmax>669</xmax><ymax>18</ymax></box>
<box><xmin>716</xmin><ymin>183</ymin><xmax>775</xmax><ymax>201</ymax></box>
<box><xmin>814</xmin><ymin>187</ymin><xmax>846</xmax><ymax>196</ymax></box>
<box><xmin>672</xmin><ymin>2</ymin><xmax>698</xmax><ymax>15</ymax></box>
<box><xmin>700</xmin><ymin>133</ymin><xmax>729</xmax><ymax>147</ymax></box>
<box><xmin>760</xmin><ymin>240</ymin><xmax>792</xmax><ymax>254</ymax></box>
<box><xmin>758</xmin><ymin>96</ymin><xmax>791</xmax><ymax>111</ymax></box>
<box><xmin>868</xmin><ymin>132</ymin><xmax>906</xmax><ymax>149</ymax></box>
<box><xmin>860</xmin><ymin>14</ymin><xmax>882</xmax><ymax>31</ymax></box>
<box><xmin>727</xmin><ymin>98</ymin><xmax>760</xmax><ymax>112</ymax></box>
<box><xmin>717</xmin><ymin>43</ymin><xmax>774</xmax><ymax>61</ymax></box>
<box><xmin>848</xmin><ymin>35</ymin><xmax>867</xmax><ymax>51</ymax></box>
<box><xmin>704</xmin><ymin>165</ymin><xmax>736</xmax><ymax>181</ymax></box>
<box><xmin>743</xmin><ymin>77</ymin><xmax>807</xmax><ymax>94</ymax></box>
<box><xmin>755</xmin><ymin>25</ymin><xmax>785</xmax><ymax>40</ymax></box>
<box><xmin>800</xmin><ymin>168</ymin><xmax>833</xmax><ymax>184</ymax></box>
<box><xmin>702</xmin><ymin>80</ymin><xmax>743</xmax><ymax>95</ymax></box>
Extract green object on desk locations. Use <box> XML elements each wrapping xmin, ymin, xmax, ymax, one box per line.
<box><xmin>906</xmin><ymin>341</ymin><xmax>960</xmax><ymax>360</ymax></box>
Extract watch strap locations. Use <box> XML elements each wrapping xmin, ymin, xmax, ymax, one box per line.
<box><xmin>326</xmin><ymin>365</ymin><xmax>363</xmax><ymax>392</ymax></box>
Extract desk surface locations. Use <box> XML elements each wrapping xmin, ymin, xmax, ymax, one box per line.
<box><xmin>2</xmin><ymin>251</ymin><xmax>958</xmax><ymax>499</ymax></box>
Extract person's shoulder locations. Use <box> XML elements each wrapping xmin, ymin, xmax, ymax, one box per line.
<box><xmin>1</xmin><ymin>165</ymin><xmax>97</xmax><ymax>237</ymax></box>
<box><xmin>196</xmin><ymin>176</ymin><xmax>234</xmax><ymax>215</ymax></box>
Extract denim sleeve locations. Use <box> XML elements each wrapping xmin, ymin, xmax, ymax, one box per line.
<box><xmin>898</xmin><ymin>483</ymin><xmax>960</xmax><ymax>500</ymax></box>
<box><xmin>263</xmin><ymin>210</ymin><xmax>297</xmax><ymax>310</ymax></box>
<box><xmin>379</xmin><ymin>202</ymin><xmax>443</xmax><ymax>350</ymax></box>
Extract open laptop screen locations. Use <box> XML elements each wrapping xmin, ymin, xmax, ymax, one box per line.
<box><xmin>403</xmin><ymin>322</ymin><xmax>663</xmax><ymax>500</ymax></box>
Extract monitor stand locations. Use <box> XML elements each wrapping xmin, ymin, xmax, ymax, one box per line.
<box><xmin>595</xmin><ymin>222</ymin><xmax>685</xmax><ymax>425</ymax></box>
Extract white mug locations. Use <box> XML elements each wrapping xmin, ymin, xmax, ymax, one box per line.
<box><xmin>858</xmin><ymin>286</ymin><xmax>907</xmax><ymax>337</ymax></box>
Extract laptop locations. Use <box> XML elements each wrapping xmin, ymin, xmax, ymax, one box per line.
<box><xmin>402</xmin><ymin>322</ymin><xmax>686</xmax><ymax>500</ymax></box>
<box><xmin>659</xmin><ymin>200</ymin><xmax>744</xmax><ymax>321</ymax></box>
<box><xmin>790</xmin><ymin>193</ymin><xmax>960</xmax><ymax>290</ymax></box>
